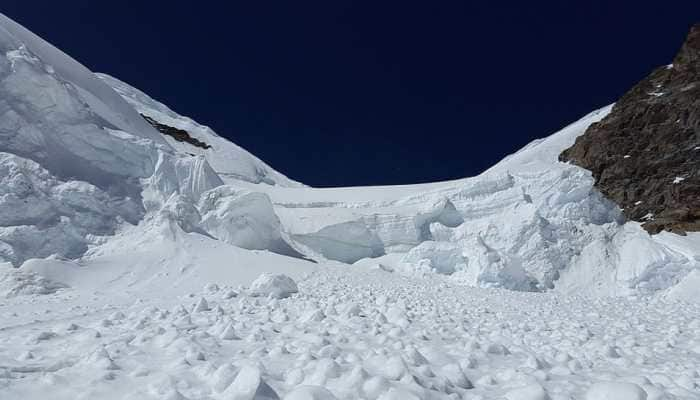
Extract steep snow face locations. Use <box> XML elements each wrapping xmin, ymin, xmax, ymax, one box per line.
<box><xmin>0</xmin><ymin>14</ymin><xmax>168</xmax><ymax>197</ymax></box>
<box><xmin>0</xmin><ymin>13</ymin><xmax>296</xmax><ymax>266</ymax></box>
<box><xmin>0</xmin><ymin>152</ymin><xmax>143</xmax><ymax>265</ymax></box>
<box><xmin>239</xmin><ymin>105</ymin><xmax>699</xmax><ymax>296</ymax></box>
<box><xmin>0</xmin><ymin>12</ymin><xmax>698</xmax><ymax>300</ymax></box>
<box><xmin>0</xmin><ymin>14</ymin><xmax>163</xmax><ymax>144</ymax></box>
<box><xmin>97</xmin><ymin>73</ymin><xmax>304</xmax><ymax>188</ymax></box>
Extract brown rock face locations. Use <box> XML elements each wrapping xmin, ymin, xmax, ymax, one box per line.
<box><xmin>560</xmin><ymin>24</ymin><xmax>700</xmax><ymax>235</ymax></box>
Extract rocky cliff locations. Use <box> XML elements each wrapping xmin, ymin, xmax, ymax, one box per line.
<box><xmin>560</xmin><ymin>24</ymin><xmax>700</xmax><ymax>234</ymax></box>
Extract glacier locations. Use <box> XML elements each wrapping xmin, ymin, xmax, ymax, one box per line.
<box><xmin>0</xmin><ymin>12</ymin><xmax>698</xmax><ymax>400</ymax></box>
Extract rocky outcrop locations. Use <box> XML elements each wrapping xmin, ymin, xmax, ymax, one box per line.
<box><xmin>141</xmin><ymin>114</ymin><xmax>212</xmax><ymax>149</ymax></box>
<box><xmin>560</xmin><ymin>24</ymin><xmax>700</xmax><ymax>234</ymax></box>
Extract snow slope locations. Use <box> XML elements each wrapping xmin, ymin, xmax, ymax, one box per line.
<box><xmin>97</xmin><ymin>73</ymin><xmax>303</xmax><ymax>188</ymax></box>
<box><xmin>0</xmin><ymin>14</ymin><xmax>163</xmax><ymax>144</ymax></box>
<box><xmin>0</xmin><ymin>12</ymin><xmax>301</xmax><ymax>267</ymax></box>
<box><xmin>0</xmin><ymin>12</ymin><xmax>699</xmax><ymax>400</ymax></box>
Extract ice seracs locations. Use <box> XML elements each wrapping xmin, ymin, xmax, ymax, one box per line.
<box><xmin>0</xmin><ymin>11</ymin><xmax>699</xmax><ymax>400</ymax></box>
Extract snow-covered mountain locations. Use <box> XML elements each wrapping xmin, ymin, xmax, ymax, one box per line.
<box><xmin>0</xmin><ymin>13</ymin><xmax>698</xmax><ymax>400</ymax></box>
<box><xmin>96</xmin><ymin>73</ymin><xmax>304</xmax><ymax>188</ymax></box>
<box><xmin>0</xmin><ymin>10</ymin><xmax>697</xmax><ymax>299</ymax></box>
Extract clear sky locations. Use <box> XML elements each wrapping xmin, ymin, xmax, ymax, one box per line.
<box><xmin>3</xmin><ymin>1</ymin><xmax>699</xmax><ymax>186</ymax></box>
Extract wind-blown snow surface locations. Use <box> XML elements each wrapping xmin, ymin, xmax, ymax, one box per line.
<box><xmin>0</xmin><ymin>12</ymin><xmax>699</xmax><ymax>400</ymax></box>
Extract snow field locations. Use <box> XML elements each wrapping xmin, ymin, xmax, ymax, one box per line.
<box><xmin>0</xmin><ymin>268</ymin><xmax>698</xmax><ymax>399</ymax></box>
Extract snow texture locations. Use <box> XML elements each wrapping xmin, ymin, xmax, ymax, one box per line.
<box><xmin>0</xmin><ymin>12</ymin><xmax>698</xmax><ymax>400</ymax></box>
<box><xmin>249</xmin><ymin>273</ymin><xmax>299</xmax><ymax>299</ymax></box>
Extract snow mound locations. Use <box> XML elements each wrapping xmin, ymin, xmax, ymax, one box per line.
<box><xmin>584</xmin><ymin>382</ymin><xmax>647</xmax><ymax>400</ymax></box>
<box><xmin>504</xmin><ymin>383</ymin><xmax>550</xmax><ymax>400</ymax></box>
<box><xmin>284</xmin><ymin>386</ymin><xmax>338</xmax><ymax>400</ymax></box>
<box><xmin>249</xmin><ymin>273</ymin><xmax>299</xmax><ymax>298</ymax></box>
<box><xmin>0</xmin><ymin>262</ymin><xmax>67</xmax><ymax>297</ymax></box>
<box><xmin>221</xmin><ymin>365</ymin><xmax>279</xmax><ymax>399</ymax></box>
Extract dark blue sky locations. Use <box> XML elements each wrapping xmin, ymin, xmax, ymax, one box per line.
<box><xmin>3</xmin><ymin>2</ymin><xmax>699</xmax><ymax>186</ymax></box>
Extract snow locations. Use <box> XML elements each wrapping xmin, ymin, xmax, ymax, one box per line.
<box><xmin>284</xmin><ymin>386</ymin><xmax>338</xmax><ymax>400</ymax></box>
<box><xmin>504</xmin><ymin>383</ymin><xmax>550</xmax><ymax>400</ymax></box>
<box><xmin>1</xmin><ymin>267</ymin><xmax>699</xmax><ymax>399</ymax></box>
<box><xmin>97</xmin><ymin>73</ymin><xmax>303</xmax><ymax>188</ymax></box>
<box><xmin>584</xmin><ymin>381</ymin><xmax>648</xmax><ymax>400</ymax></box>
<box><xmin>249</xmin><ymin>273</ymin><xmax>299</xmax><ymax>299</ymax></box>
<box><xmin>198</xmin><ymin>186</ymin><xmax>300</xmax><ymax>256</ymax></box>
<box><xmin>0</xmin><ymin>14</ymin><xmax>163</xmax><ymax>144</ymax></box>
<box><xmin>0</xmin><ymin>12</ymin><xmax>699</xmax><ymax>400</ymax></box>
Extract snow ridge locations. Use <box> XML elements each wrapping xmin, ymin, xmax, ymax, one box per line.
<box><xmin>97</xmin><ymin>73</ymin><xmax>304</xmax><ymax>188</ymax></box>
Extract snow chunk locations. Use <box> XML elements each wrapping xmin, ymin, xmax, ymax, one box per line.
<box><xmin>283</xmin><ymin>386</ymin><xmax>337</xmax><ymax>400</ymax></box>
<box><xmin>249</xmin><ymin>273</ymin><xmax>298</xmax><ymax>299</ymax></box>
<box><xmin>198</xmin><ymin>186</ymin><xmax>300</xmax><ymax>257</ymax></box>
<box><xmin>376</xmin><ymin>388</ymin><xmax>420</xmax><ymax>400</ymax></box>
<box><xmin>504</xmin><ymin>383</ymin><xmax>550</xmax><ymax>400</ymax></box>
<box><xmin>220</xmin><ymin>323</ymin><xmax>240</xmax><ymax>340</ymax></box>
<box><xmin>221</xmin><ymin>365</ymin><xmax>279</xmax><ymax>400</ymax></box>
<box><xmin>585</xmin><ymin>382</ymin><xmax>647</xmax><ymax>400</ymax></box>
<box><xmin>400</xmin><ymin>241</ymin><xmax>466</xmax><ymax>274</ymax></box>
<box><xmin>454</xmin><ymin>236</ymin><xmax>535</xmax><ymax>291</ymax></box>
<box><xmin>193</xmin><ymin>297</ymin><xmax>209</xmax><ymax>312</ymax></box>
<box><xmin>0</xmin><ymin>264</ymin><xmax>67</xmax><ymax>297</ymax></box>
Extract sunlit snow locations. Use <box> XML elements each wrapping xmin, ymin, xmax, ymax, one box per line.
<box><xmin>0</xmin><ymin>12</ymin><xmax>698</xmax><ymax>400</ymax></box>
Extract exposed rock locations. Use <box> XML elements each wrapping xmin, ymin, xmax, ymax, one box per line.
<box><xmin>141</xmin><ymin>114</ymin><xmax>212</xmax><ymax>149</ymax></box>
<box><xmin>560</xmin><ymin>23</ymin><xmax>700</xmax><ymax>234</ymax></box>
